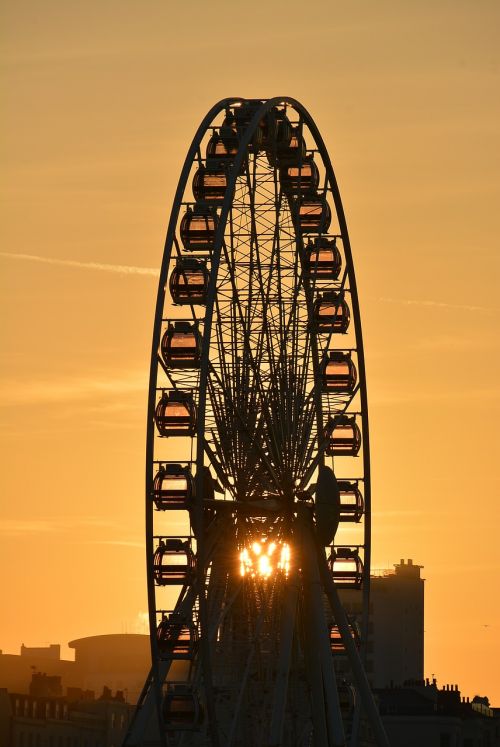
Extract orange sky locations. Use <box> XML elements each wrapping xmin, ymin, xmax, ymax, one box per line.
<box><xmin>1</xmin><ymin>0</ymin><xmax>499</xmax><ymax>703</ymax></box>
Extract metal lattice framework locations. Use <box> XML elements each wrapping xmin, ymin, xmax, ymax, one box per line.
<box><xmin>124</xmin><ymin>98</ymin><xmax>389</xmax><ymax>747</ymax></box>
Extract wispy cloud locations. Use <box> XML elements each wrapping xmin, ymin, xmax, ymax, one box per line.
<box><xmin>0</xmin><ymin>516</ymin><xmax>118</xmax><ymax>537</ymax></box>
<box><xmin>370</xmin><ymin>386</ymin><xmax>500</xmax><ymax>407</ymax></box>
<box><xmin>372</xmin><ymin>509</ymin><xmax>429</xmax><ymax>517</ymax></box>
<box><xmin>0</xmin><ymin>252</ymin><xmax>157</xmax><ymax>277</ymax></box>
<box><xmin>0</xmin><ymin>370</ymin><xmax>147</xmax><ymax>407</ymax></box>
<box><xmin>409</xmin><ymin>334</ymin><xmax>499</xmax><ymax>353</ymax></box>
<box><xmin>374</xmin><ymin>295</ymin><xmax>493</xmax><ymax>314</ymax></box>
<box><xmin>89</xmin><ymin>539</ymin><xmax>144</xmax><ymax>549</ymax></box>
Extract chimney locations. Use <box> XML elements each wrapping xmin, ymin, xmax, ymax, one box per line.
<box><xmin>408</xmin><ymin>559</ymin><xmax>413</xmax><ymax>566</ymax></box>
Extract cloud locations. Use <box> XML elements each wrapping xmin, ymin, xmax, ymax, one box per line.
<box><xmin>409</xmin><ymin>334</ymin><xmax>499</xmax><ymax>353</ymax></box>
<box><xmin>372</xmin><ymin>509</ymin><xmax>428</xmax><ymax>517</ymax></box>
<box><xmin>0</xmin><ymin>252</ymin><xmax>157</xmax><ymax>277</ymax></box>
<box><xmin>374</xmin><ymin>295</ymin><xmax>494</xmax><ymax>314</ymax></box>
<box><xmin>0</xmin><ymin>370</ymin><xmax>147</xmax><ymax>407</ymax></box>
<box><xmin>0</xmin><ymin>516</ymin><xmax>118</xmax><ymax>537</ymax></box>
<box><xmin>370</xmin><ymin>386</ymin><xmax>500</xmax><ymax>407</ymax></box>
<box><xmin>89</xmin><ymin>539</ymin><xmax>144</xmax><ymax>549</ymax></box>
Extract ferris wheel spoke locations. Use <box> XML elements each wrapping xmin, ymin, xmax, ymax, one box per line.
<box><xmin>213</xmin><ymin>271</ymin><xmax>289</xmax><ymax>486</ymax></box>
<box><xmin>203</xmin><ymin>437</ymin><xmax>235</xmax><ymax>497</ymax></box>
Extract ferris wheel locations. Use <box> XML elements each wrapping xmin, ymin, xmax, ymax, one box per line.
<box><xmin>124</xmin><ymin>97</ymin><xmax>389</xmax><ymax>747</ymax></box>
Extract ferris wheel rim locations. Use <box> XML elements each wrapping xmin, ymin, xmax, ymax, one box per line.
<box><xmin>143</xmin><ymin>96</ymin><xmax>373</xmax><ymax>746</ymax></box>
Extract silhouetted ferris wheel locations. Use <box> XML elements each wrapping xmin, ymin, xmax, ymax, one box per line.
<box><xmin>124</xmin><ymin>98</ymin><xmax>389</xmax><ymax>747</ymax></box>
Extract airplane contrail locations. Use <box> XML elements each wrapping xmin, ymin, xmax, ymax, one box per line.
<box><xmin>375</xmin><ymin>295</ymin><xmax>492</xmax><ymax>314</ymax></box>
<box><xmin>0</xmin><ymin>251</ymin><xmax>158</xmax><ymax>277</ymax></box>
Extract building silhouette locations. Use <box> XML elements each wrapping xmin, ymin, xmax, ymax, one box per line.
<box><xmin>0</xmin><ymin>635</ymin><xmax>149</xmax><ymax>706</ymax></box>
<box><xmin>370</xmin><ymin>558</ymin><xmax>425</xmax><ymax>688</ymax></box>
<box><xmin>378</xmin><ymin>679</ymin><xmax>500</xmax><ymax>746</ymax></box>
<box><xmin>0</xmin><ymin>672</ymin><xmax>131</xmax><ymax>747</ymax></box>
<box><xmin>339</xmin><ymin>558</ymin><xmax>425</xmax><ymax>688</ymax></box>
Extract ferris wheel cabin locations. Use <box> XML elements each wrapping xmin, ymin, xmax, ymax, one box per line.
<box><xmin>161</xmin><ymin>322</ymin><xmax>202</xmax><ymax>369</ymax></box>
<box><xmin>162</xmin><ymin>684</ymin><xmax>203</xmax><ymax>731</ymax></box>
<box><xmin>179</xmin><ymin>206</ymin><xmax>217</xmax><ymax>252</ymax></box>
<box><xmin>324</xmin><ymin>415</ymin><xmax>362</xmax><ymax>456</ymax></box>
<box><xmin>154</xmin><ymin>391</ymin><xmax>197</xmax><ymax>436</ymax></box>
<box><xmin>321</xmin><ymin>351</ymin><xmax>358</xmax><ymax>393</ymax></box>
<box><xmin>313</xmin><ymin>292</ymin><xmax>351</xmax><ymax>333</ymax></box>
<box><xmin>153</xmin><ymin>538</ymin><xmax>195</xmax><ymax>586</ymax></box>
<box><xmin>304</xmin><ymin>237</ymin><xmax>342</xmax><ymax>279</ymax></box>
<box><xmin>157</xmin><ymin>613</ymin><xmax>198</xmax><ymax>660</ymax></box>
<box><xmin>152</xmin><ymin>464</ymin><xmax>194</xmax><ymax>511</ymax></box>
<box><xmin>169</xmin><ymin>259</ymin><xmax>209</xmax><ymax>305</ymax></box>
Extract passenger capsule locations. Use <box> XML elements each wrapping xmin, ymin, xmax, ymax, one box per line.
<box><xmin>337</xmin><ymin>480</ymin><xmax>364</xmax><ymax>522</ymax></box>
<box><xmin>152</xmin><ymin>464</ymin><xmax>194</xmax><ymax>510</ymax></box>
<box><xmin>272</xmin><ymin>126</ymin><xmax>306</xmax><ymax>165</ymax></box>
<box><xmin>304</xmin><ymin>237</ymin><xmax>342</xmax><ymax>280</ymax></box>
<box><xmin>265</xmin><ymin>108</ymin><xmax>292</xmax><ymax>162</ymax></box>
<box><xmin>161</xmin><ymin>322</ymin><xmax>202</xmax><ymax>369</ymax></box>
<box><xmin>163</xmin><ymin>684</ymin><xmax>203</xmax><ymax>730</ymax></box>
<box><xmin>232</xmin><ymin>102</ymin><xmax>265</xmax><ymax>152</ymax></box>
<box><xmin>294</xmin><ymin>195</ymin><xmax>332</xmax><ymax>234</ymax></box>
<box><xmin>313</xmin><ymin>292</ymin><xmax>350</xmax><ymax>333</ymax></box>
<box><xmin>169</xmin><ymin>259</ymin><xmax>209</xmax><ymax>305</ymax></box>
<box><xmin>220</xmin><ymin>111</ymin><xmax>238</xmax><ymax>146</ymax></box>
<box><xmin>206</xmin><ymin>131</ymin><xmax>238</xmax><ymax>166</ymax></box>
<box><xmin>329</xmin><ymin>546</ymin><xmax>364</xmax><ymax>589</ymax></box>
<box><xmin>329</xmin><ymin>620</ymin><xmax>361</xmax><ymax>655</ymax></box>
<box><xmin>192</xmin><ymin>165</ymin><xmax>228</xmax><ymax>204</ymax></box>
<box><xmin>281</xmin><ymin>158</ymin><xmax>320</xmax><ymax>195</ymax></box>
<box><xmin>157</xmin><ymin>613</ymin><xmax>198</xmax><ymax>659</ymax></box>
<box><xmin>338</xmin><ymin>682</ymin><xmax>356</xmax><ymax>715</ymax></box>
<box><xmin>180</xmin><ymin>206</ymin><xmax>216</xmax><ymax>252</ymax></box>
<box><xmin>154</xmin><ymin>391</ymin><xmax>197</xmax><ymax>437</ymax></box>
<box><xmin>153</xmin><ymin>539</ymin><xmax>195</xmax><ymax>586</ymax></box>
<box><xmin>321</xmin><ymin>351</ymin><xmax>357</xmax><ymax>393</ymax></box>
<box><xmin>259</xmin><ymin>113</ymin><xmax>278</xmax><ymax>151</ymax></box>
<box><xmin>324</xmin><ymin>415</ymin><xmax>361</xmax><ymax>456</ymax></box>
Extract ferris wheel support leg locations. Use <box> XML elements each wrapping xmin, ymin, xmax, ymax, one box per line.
<box><xmin>227</xmin><ymin>602</ymin><xmax>267</xmax><ymax>746</ymax></box>
<box><xmin>300</xmin><ymin>595</ymin><xmax>328</xmax><ymax>747</ymax></box>
<box><xmin>267</xmin><ymin>573</ymin><xmax>300</xmax><ymax>747</ymax></box>
<box><xmin>300</xmin><ymin>519</ymin><xmax>346</xmax><ymax>747</ymax></box>
<box><xmin>348</xmin><ymin>698</ymin><xmax>362</xmax><ymax>747</ymax></box>
<box><xmin>318</xmin><ymin>551</ymin><xmax>390</xmax><ymax>747</ymax></box>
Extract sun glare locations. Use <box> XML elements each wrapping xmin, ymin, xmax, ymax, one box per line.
<box><xmin>239</xmin><ymin>539</ymin><xmax>291</xmax><ymax>579</ymax></box>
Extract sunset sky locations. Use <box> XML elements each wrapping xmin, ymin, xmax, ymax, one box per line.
<box><xmin>2</xmin><ymin>1</ymin><xmax>499</xmax><ymax>703</ymax></box>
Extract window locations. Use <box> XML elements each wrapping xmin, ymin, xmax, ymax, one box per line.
<box><xmin>439</xmin><ymin>735</ymin><xmax>451</xmax><ymax>747</ymax></box>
